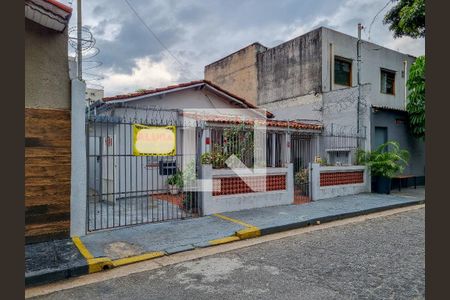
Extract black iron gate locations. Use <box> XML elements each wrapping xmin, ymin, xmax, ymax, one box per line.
<box><xmin>291</xmin><ymin>133</ymin><xmax>316</xmax><ymax>202</ymax></box>
<box><xmin>86</xmin><ymin>111</ymin><xmax>202</xmax><ymax>232</ymax></box>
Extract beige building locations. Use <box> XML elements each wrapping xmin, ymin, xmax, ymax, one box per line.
<box><xmin>85</xmin><ymin>87</ymin><xmax>105</xmax><ymax>104</ymax></box>
<box><xmin>205</xmin><ymin>43</ymin><xmax>267</xmax><ymax>106</ymax></box>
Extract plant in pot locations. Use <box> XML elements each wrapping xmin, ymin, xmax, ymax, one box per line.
<box><xmin>167</xmin><ymin>171</ymin><xmax>183</xmax><ymax>195</ymax></box>
<box><xmin>357</xmin><ymin>141</ymin><xmax>409</xmax><ymax>194</ymax></box>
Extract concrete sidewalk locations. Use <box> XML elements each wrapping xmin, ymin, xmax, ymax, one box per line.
<box><xmin>25</xmin><ymin>188</ymin><xmax>424</xmax><ymax>286</ymax></box>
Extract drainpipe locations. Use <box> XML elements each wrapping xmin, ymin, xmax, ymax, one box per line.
<box><xmin>329</xmin><ymin>43</ymin><xmax>334</xmax><ymax>91</ymax></box>
<box><xmin>356</xmin><ymin>23</ymin><xmax>363</xmax><ymax>147</ymax></box>
<box><xmin>404</xmin><ymin>60</ymin><xmax>408</xmax><ymax>109</ymax></box>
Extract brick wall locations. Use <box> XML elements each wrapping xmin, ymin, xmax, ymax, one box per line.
<box><xmin>213</xmin><ymin>175</ymin><xmax>286</xmax><ymax>196</ymax></box>
<box><xmin>320</xmin><ymin>171</ymin><xmax>364</xmax><ymax>187</ymax></box>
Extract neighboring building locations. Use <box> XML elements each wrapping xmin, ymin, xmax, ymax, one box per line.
<box><xmin>25</xmin><ymin>0</ymin><xmax>73</xmax><ymax>243</ymax></box>
<box><xmin>205</xmin><ymin>26</ymin><xmax>424</xmax><ymax>184</ymax></box>
<box><xmin>85</xmin><ymin>87</ymin><xmax>104</xmax><ymax>105</ymax></box>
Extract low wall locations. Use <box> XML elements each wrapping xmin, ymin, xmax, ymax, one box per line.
<box><xmin>201</xmin><ymin>165</ymin><xmax>294</xmax><ymax>215</ymax></box>
<box><xmin>311</xmin><ymin>164</ymin><xmax>370</xmax><ymax>200</ymax></box>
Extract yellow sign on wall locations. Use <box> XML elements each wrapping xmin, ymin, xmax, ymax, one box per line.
<box><xmin>132</xmin><ymin>124</ymin><xmax>176</xmax><ymax>156</ymax></box>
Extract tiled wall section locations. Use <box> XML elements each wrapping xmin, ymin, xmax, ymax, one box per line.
<box><xmin>213</xmin><ymin>175</ymin><xmax>286</xmax><ymax>196</ymax></box>
<box><xmin>320</xmin><ymin>171</ymin><xmax>364</xmax><ymax>187</ymax></box>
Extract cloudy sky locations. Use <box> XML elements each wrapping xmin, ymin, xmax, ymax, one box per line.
<box><xmin>63</xmin><ymin>0</ymin><xmax>425</xmax><ymax>96</ymax></box>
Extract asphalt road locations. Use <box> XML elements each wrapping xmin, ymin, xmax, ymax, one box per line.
<box><xmin>33</xmin><ymin>208</ymin><xmax>425</xmax><ymax>300</ymax></box>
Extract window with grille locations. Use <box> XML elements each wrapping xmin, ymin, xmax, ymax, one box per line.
<box><xmin>334</xmin><ymin>57</ymin><xmax>352</xmax><ymax>86</ymax></box>
<box><xmin>380</xmin><ymin>69</ymin><xmax>396</xmax><ymax>95</ymax></box>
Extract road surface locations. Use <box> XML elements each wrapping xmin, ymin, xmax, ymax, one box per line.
<box><xmin>32</xmin><ymin>208</ymin><xmax>425</xmax><ymax>299</ymax></box>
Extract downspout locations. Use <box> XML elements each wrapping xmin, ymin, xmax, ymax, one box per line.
<box><xmin>404</xmin><ymin>60</ymin><xmax>408</xmax><ymax>109</ymax></box>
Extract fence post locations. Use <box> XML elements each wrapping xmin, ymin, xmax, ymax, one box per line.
<box><xmin>310</xmin><ymin>163</ymin><xmax>321</xmax><ymax>201</ymax></box>
<box><xmin>285</xmin><ymin>132</ymin><xmax>291</xmax><ymax>165</ymax></box>
<box><xmin>287</xmin><ymin>163</ymin><xmax>294</xmax><ymax>202</ymax></box>
<box><xmin>70</xmin><ymin>79</ymin><xmax>87</xmax><ymax>236</ymax></box>
<box><xmin>200</xmin><ymin>164</ymin><xmax>213</xmax><ymax>216</ymax></box>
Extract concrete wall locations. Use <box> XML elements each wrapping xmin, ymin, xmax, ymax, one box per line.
<box><xmin>25</xmin><ymin>19</ymin><xmax>71</xmax><ymax>109</ymax></box>
<box><xmin>257</xmin><ymin>28</ymin><xmax>322</xmax><ymax>106</ymax></box>
<box><xmin>321</xmin><ymin>84</ymin><xmax>372</xmax><ymax>152</ymax></box>
<box><xmin>321</xmin><ymin>27</ymin><xmax>416</xmax><ymax>110</ymax></box>
<box><xmin>259</xmin><ymin>93</ymin><xmax>322</xmax><ymax>122</ymax></box>
<box><xmin>201</xmin><ymin>165</ymin><xmax>294</xmax><ymax>215</ymax></box>
<box><xmin>370</xmin><ymin>108</ymin><xmax>425</xmax><ymax>178</ymax></box>
<box><xmin>205</xmin><ymin>43</ymin><xmax>267</xmax><ymax>106</ymax></box>
<box><xmin>311</xmin><ymin>164</ymin><xmax>370</xmax><ymax>200</ymax></box>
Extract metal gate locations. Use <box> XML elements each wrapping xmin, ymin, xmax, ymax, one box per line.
<box><xmin>86</xmin><ymin>110</ymin><xmax>202</xmax><ymax>232</ymax></box>
<box><xmin>291</xmin><ymin>133</ymin><xmax>317</xmax><ymax>202</ymax></box>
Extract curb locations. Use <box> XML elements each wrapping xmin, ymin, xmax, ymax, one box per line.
<box><xmin>26</xmin><ymin>199</ymin><xmax>424</xmax><ymax>287</ymax></box>
<box><xmin>259</xmin><ymin>199</ymin><xmax>425</xmax><ymax>236</ymax></box>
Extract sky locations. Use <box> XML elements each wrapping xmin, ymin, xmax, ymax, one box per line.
<box><xmin>63</xmin><ymin>0</ymin><xmax>425</xmax><ymax>96</ymax></box>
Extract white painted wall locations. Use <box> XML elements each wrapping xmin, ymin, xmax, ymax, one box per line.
<box><xmin>310</xmin><ymin>163</ymin><xmax>370</xmax><ymax>201</ymax></box>
<box><xmin>70</xmin><ymin>79</ymin><xmax>87</xmax><ymax>236</ymax></box>
<box><xmin>201</xmin><ymin>164</ymin><xmax>294</xmax><ymax>215</ymax></box>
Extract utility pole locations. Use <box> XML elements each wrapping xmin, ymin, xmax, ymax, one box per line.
<box><xmin>356</xmin><ymin>23</ymin><xmax>363</xmax><ymax>147</ymax></box>
<box><xmin>77</xmin><ymin>0</ymin><xmax>82</xmax><ymax>80</ymax></box>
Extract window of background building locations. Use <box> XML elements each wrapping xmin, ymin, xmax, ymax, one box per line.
<box><xmin>380</xmin><ymin>69</ymin><xmax>396</xmax><ymax>95</ymax></box>
<box><xmin>334</xmin><ymin>57</ymin><xmax>352</xmax><ymax>86</ymax></box>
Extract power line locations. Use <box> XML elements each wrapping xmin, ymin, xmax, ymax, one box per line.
<box><xmin>122</xmin><ymin>0</ymin><xmax>198</xmax><ymax>80</ymax></box>
<box><xmin>368</xmin><ymin>0</ymin><xmax>393</xmax><ymax>41</ymax></box>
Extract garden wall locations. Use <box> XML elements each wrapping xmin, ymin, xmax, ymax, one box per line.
<box><xmin>310</xmin><ymin>163</ymin><xmax>370</xmax><ymax>200</ymax></box>
<box><xmin>201</xmin><ymin>164</ymin><xmax>294</xmax><ymax>215</ymax></box>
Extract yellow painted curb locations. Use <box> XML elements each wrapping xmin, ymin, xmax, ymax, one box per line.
<box><xmin>88</xmin><ymin>257</ymin><xmax>114</xmax><ymax>273</ymax></box>
<box><xmin>209</xmin><ymin>236</ymin><xmax>240</xmax><ymax>245</ymax></box>
<box><xmin>111</xmin><ymin>251</ymin><xmax>165</xmax><ymax>267</ymax></box>
<box><xmin>72</xmin><ymin>236</ymin><xmax>114</xmax><ymax>273</ymax></box>
<box><xmin>72</xmin><ymin>236</ymin><xmax>94</xmax><ymax>259</ymax></box>
<box><xmin>213</xmin><ymin>213</ymin><xmax>261</xmax><ymax>241</ymax></box>
<box><xmin>236</xmin><ymin>226</ymin><xmax>261</xmax><ymax>240</ymax></box>
<box><xmin>213</xmin><ymin>214</ymin><xmax>255</xmax><ymax>228</ymax></box>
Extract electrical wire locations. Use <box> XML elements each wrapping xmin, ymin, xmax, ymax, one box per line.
<box><xmin>123</xmin><ymin>0</ymin><xmax>199</xmax><ymax>80</ymax></box>
<box><xmin>368</xmin><ymin>0</ymin><xmax>393</xmax><ymax>41</ymax></box>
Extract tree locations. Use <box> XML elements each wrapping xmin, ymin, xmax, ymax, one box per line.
<box><xmin>406</xmin><ymin>56</ymin><xmax>425</xmax><ymax>139</ymax></box>
<box><xmin>383</xmin><ymin>0</ymin><xmax>425</xmax><ymax>38</ymax></box>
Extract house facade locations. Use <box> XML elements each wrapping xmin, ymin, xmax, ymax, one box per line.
<box><xmin>205</xmin><ymin>26</ymin><xmax>424</xmax><ymax>184</ymax></box>
<box><xmin>82</xmin><ymin>80</ymin><xmax>324</xmax><ymax>233</ymax></box>
<box><xmin>25</xmin><ymin>0</ymin><xmax>74</xmax><ymax>243</ymax></box>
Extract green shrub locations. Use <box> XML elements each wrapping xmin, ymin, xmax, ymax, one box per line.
<box><xmin>357</xmin><ymin>141</ymin><xmax>409</xmax><ymax>178</ymax></box>
<box><xmin>295</xmin><ymin>169</ymin><xmax>309</xmax><ymax>187</ymax></box>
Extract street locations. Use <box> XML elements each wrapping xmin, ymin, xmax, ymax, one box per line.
<box><xmin>32</xmin><ymin>208</ymin><xmax>425</xmax><ymax>300</ymax></box>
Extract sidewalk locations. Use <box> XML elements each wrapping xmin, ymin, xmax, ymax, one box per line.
<box><xmin>25</xmin><ymin>188</ymin><xmax>424</xmax><ymax>286</ymax></box>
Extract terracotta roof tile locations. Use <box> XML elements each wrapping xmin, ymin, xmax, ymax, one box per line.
<box><xmin>102</xmin><ymin>80</ymin><xmax>274</xmax><ymax>118</ymax></box>
<box><xmin>180</xmin><ymin>112</ymin><xmax>322</xmax><ymax>131</ymax></box>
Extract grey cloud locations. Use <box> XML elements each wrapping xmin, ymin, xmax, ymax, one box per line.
<box><xmin>70</xmin><ymin>0</ymin><xmax>424</xmax><ymax>94</ymax></box>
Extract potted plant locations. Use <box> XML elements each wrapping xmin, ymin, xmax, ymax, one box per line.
<box><xmin>167</xmin><ymin>171</ymin><xmax>183</xmax><ymax>195</ymax></box>
<box><xmin>357</xmin><ymin>141</ymin><xmax>409</xmax><ymax>194</ymax></box>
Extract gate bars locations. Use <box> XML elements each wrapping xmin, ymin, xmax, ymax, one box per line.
<box><xmin>86</xmin><ymin>112</ymin><xmax>201</xmax><ymax>232</ymax></box>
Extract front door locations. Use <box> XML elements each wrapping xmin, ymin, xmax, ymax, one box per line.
<box><xmin>374</xmin><ymin>126</ymin><xmax>388</xmax><ymax>150</ymax></box>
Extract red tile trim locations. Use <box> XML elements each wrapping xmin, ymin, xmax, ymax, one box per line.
<box><xmin>213</xmin><ymin>175</ymin><xmax>286</xmax><ymax>196</ymax></box>
<box><xmin>320</xmin><ymin>171</ymin><xmax>364</xmax><ymax>187</ymax></box>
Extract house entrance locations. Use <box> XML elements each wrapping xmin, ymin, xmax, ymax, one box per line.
<box><xmin>291</xmin><ymin>134</ymin><xmax>315</xmax><ymax>203</ymax></box>
<box><xmin>86</xmin><ymin>110</ymin><xmax>202</xmax><ymax>232</ymax></box>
